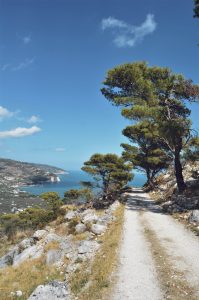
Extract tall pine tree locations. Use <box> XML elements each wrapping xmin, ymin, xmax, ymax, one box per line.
<box><xmin>102</xmin><ymin>62</ymin><xmax>199</xmax><ymax>193</ymax></box>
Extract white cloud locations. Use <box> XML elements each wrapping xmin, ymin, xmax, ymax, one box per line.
<box><xmin>0</xmin><ymin>126</ymin><xmax>41</xmax><ymax>139</ymax></box>
<box><xmin>0</xmin><ymin>106</ymin><xmax>14</xmax><ymax>120</ymax></box>
<box><xmin>55</xmin><ymin>147</ymin><xmax>66</xmax><ymax>152</ymax></box>
<box><xmin>101</xmin><ymin>14</ymin><xmax>157</xmax><ymax>47</ymax></box>
<box><xmin>101</xmin><ymin>17</ymin><xmax>127</xmax><ymax>30</ymax></box>
<box><xmin>1</xmin><ymin>64</ymin><xmax>11</xmax><ymax>71</ymax></box>
<box><xmin>22</xmin><ymin>35</ymin><xmax>31</xmax><ymax>44</ymax></box>
<box><xmin>28</xmin><ymin>115</ymin><xmax>41</xmax><ymax>124</ymax></box>
<box><xmin>12</xmin><ymin>57</ymin><xmax>35</xmax><ymax>71</ymax></box>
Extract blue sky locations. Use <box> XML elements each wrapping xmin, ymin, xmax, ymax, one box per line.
<box><xmin>0</xmin><ymin>0</ymin><xmax>198</xmax><ymax>170</ymax></box>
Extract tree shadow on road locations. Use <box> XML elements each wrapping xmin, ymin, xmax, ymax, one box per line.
<box><xmin>124</xmin><ymin>191</ymin><xmax>164</xmax><ymax>214</ymax></box>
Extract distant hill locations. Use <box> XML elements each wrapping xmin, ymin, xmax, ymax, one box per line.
<box><xmin>0</xmin><ymin>158</ymin><xmax>66</xmax><ymax>214</ymax></box>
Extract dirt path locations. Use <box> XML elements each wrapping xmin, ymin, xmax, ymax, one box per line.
<box><xmin>111</xmin><ymin>190</ymin><xmax>199</xmax><ymax>300</ymax></box>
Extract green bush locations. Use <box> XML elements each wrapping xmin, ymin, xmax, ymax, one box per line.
<box><xmin>63</xmin><ymin>188</ymin><xmax>93</xmax><ymax>204</ymax></box>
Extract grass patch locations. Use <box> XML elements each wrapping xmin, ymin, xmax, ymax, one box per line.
<box><xmin>0</xmin><ymin>256</ymin><xmax>64</xmax><ymax>300</ymax></box>
<box><xmin>44</xmin><ymin>240</ymin><xmax>60</xmax><ymax>252</ymax></box>
<box><xmin>140</xmin><ymin>213</ymin><xmax>198</xmax><ymax>300</ymax></box>
<box><xmin>69</xmin><ymin>204</ymin><xmax>125</xmax><ymax>300</ymax></box>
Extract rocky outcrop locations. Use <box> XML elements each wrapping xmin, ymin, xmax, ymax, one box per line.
<box><xmin>28</xmin><ymin>281</ymin><xmax>69</xmax><ymax>300</ymax></box>
<box><xmin>0</xmin><ymin>201</ymin><xmax>120</xmax><ymax>300</ymax></box>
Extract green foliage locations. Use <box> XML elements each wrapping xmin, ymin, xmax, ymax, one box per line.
<box><xmin>194</xmin><ymin>0</ymin><xmax>199</xmax><ymax>17</ymax></box>
<box><xmin>40</xmin><ymin>192</ymin><xmax>62</xmax><ymax>216</ymax></box>
<box><xmin>63</xmin><ymin>188</ymin><xmax>93</xmax><ymax>204</ymax></box>
<box><xmin>68</xmin><ymin>216</ymin><xmax>81</xmax><ymax>234</ymax></box>
<box><xmin>121</xmin><ymin>122</ymin><xmax>170</xmax><ymax>188</ymax></box>
<box><xmin>102</xmin><ymin>62</ymin><xmax>199</xmax><ymax>192</ymax></box>
<box><xmin>0</xmin><ymin>208</ymin><xmax>52</xmax><ymax>240</ymax></box>
<box><xmin>82</xmin><ymin>153</ymin><xmax>133</xmax><ymax>203</ymax></box>
<box><xmin>184</xmin><ymin>137</ymin><xmax>199</xmax><ymax>161</ymax></box>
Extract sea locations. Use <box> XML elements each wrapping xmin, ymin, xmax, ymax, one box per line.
<box><xmin>21</xmin><ymin>170</ymin><xmax>146</xmax><ymax>197</ymax></box>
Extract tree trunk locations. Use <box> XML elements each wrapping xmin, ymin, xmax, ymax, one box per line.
<box><xmin>174</xmin><ymin>148</ymin><xmax>186</xmax><ymax>193</ymax></box>
<box><xmin>145</xmin><ymin>170</ymin><xmax>154</xmax><ymax>191</ymax></box>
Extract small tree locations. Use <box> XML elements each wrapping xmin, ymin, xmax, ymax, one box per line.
<box><xmin>121</xmin><ymin>122</ymin><xmax>170</xmax><ymax>189</ymax></box>
<box><xmin>40</xmin><ymin>192</ymin><xmax>62</xmax><ymax>216</ymax></box>
<box><xmin>81</xmin><ymin>153</ymin><xmax>133</xmax><ymax>205</ymax></box>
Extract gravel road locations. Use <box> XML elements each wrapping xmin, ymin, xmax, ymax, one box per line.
<box><xmin>111</xmin><ymin>190</ymin><xmax>199</xmax><ymax>300</ymax></box>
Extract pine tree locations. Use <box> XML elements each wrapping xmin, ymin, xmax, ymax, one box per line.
<box><xmin>102</xmin><ymin>62</ymin><xmax>199</xmax><ymax>193</ymax></box>
<box><xmin>82</xmin><ymin>153</ymin><xmax>133</xmax><ymax>204</ymax></box>
<box><xmin>121</xmin><ymin>121</ymin><xmax>171</xmax><ymax>189</ymax></box>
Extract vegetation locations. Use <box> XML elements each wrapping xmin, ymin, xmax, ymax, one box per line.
<box><xmin>121</xmin><ymin>121</ymin><xmax>171</xmax><ymax>189</ymax></box>
<box><xmin>63</xmin><ymin>188</ymin><xmax>93</xmax><ymax>205</ymax></box>
<box><xmin>0</xmin><ymin>257</ymin><xmax>64</xmax><ymax>300</ymax></box>
<box><xmin>102</xmin><ymin>62</ymin><xmax>199</xmax><ymax>193</ymax></box>
<box><xmin>194</xmin><ymin>0</ymin><xmax>199</xmax><ymax>17</ymax></box>
<box><xmin>40</xmin><ymin>192</ymin><xmax>63</xmax><ymax>216</ymax></box>
<box><xmin>82</xmin><ymin>153</ymin><xmax>133</xmax><ymax>206</ymax></box>
<box><xmin>70</xmin><ymin>204</ymin><xmax>125</xmax><ymax>300</ymax></box>
<box><xmin>0</xmin><ymin>193</ymin><xmax>64</xmax><ymax>241</ymax></box>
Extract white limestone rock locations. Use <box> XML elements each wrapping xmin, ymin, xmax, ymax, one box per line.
<box><xmin>13</xmin><ymin>245</ymin><xmax>43</xmax><ymax>266</ymax></box>
<box><xmin>82</xmin><ymin>212</ymin><xmax>98</xmax><ymax>224</ymax></box>
<box><xmin>91</xmin><ymin>224</ymin><xmax>106</xmax><ymax>235</ymax></box>
<box><xmin>33</xmin><ymin>230</ymin><xmax>47</xmax><ymax>241</ymax></box>
<box><xmin>75</xmin><ymin>223</ymin><xmax>87</xmax><ymax>234</ymax></box>
<box><xmin>28</xmin><ymin>281</ymin><xmax>69</xmax><ymax>300</ymax></box>
<box><xmin>46</xmin><ymin>249</ymin><xmax>63</xmax><ymax>265</ymax></box>
<box><xmin>78</xmin><ymin>240</ymin><xmax>100</xmax><ymax>254</ymax></box>
<box><xmin>64</xmin><ymin>211</ymin><xmax>77</xmax><ymax>221</ymax></box>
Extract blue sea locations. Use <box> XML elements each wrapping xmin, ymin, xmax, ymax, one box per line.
<box><xmin>21</xmin><ymin>170</ymin><xmax>146</xmax><ymax>197</ymax></box>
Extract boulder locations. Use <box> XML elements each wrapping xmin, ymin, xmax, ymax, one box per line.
<box><xmin>13</xmin><ymin>245</ymin><xmax>43</xmax><ymax>266</ymax></box>
<box><xmin>64</xmin><ymin>211</ymin><xmax>77</xmax><ymax>221</ymax></box>
<box><xmin>28</xmin><ymin>281</ymin><xmax>69</xmax><ymax>300</ymax></box>
<box><xmin>91</xmin><ymin>224</ymin><xmax>106</xmax><ymax>235</ymax></box>
<box><xmin>0</xmin><ymin>246</ymin><xmax>19</xmax><ymax>268</ymax></box>
<box><xmin>33</xmin><ymin>230</ymin><xmax>47</xmax><ymax>241</ymax></box>
<box><xmin>46</xmin><ymin>249</ymin><xmax>63</xmax><ymax>265</ymax></box>
<box><xmin>78</xmin><ymin>240</ymin><xmax>100</xmax><ymax>254</ymax></box>
<box><xmin>188</xmin><ymin>210</ymin><xmax>199</xmax><ymax>223</ymax></box>
<box><xmin>19</xmin><ymin>238</ymin><xmax>35</xmax><ymax>251</ymax></box>
<box><xmin>97</xmin><ymin>214</ymin><xmax>113</xmax><ymax>225</ymax></box>
<box><xmin>82</xmin><ymin>212</ymin><xmax>98</xmax><ymax>224</ymax></box>
<box><xmin>44</xmin><ymin>233</ymin><xmax>62</xmax><ymax>244</ymax></box>
<box><xmin>75</xmin><ymin>223</ymin><xmax>87</xmax><ymax>234</ymax></box>
<box><xmin>59</xmin><ymin>240</ymin><xmax>73</xmax><ymax>254</ymax></box>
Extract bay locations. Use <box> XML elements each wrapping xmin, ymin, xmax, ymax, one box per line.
<box><xmin>21</xmin><ymin>170</ymin><xmax>146</xmax><ymax>197</ymax></box>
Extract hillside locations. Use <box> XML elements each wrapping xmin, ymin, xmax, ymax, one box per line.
<box><xmin>0</xmin><ymin>158</ymin><xmax>65</xmax><ymax>214</ymax></box>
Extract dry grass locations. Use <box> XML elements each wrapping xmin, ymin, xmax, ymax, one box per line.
<box><xmin>0</xmin><ymin>229</ymin><xmax>33</xmax><ymax>258</ymax></box>
<box><xmin>0</xmin><ymin>256</ymin><xmax>64</xmax><ymax>300</ymax></box>
<box><xmin>44</xmin><ymin>240</ymin><xmax>60</xmax><ymax>252</ymax></box>
<box><xmin>69</xmin><ymin>204</ymin><xmax>125</xmax><ymax>300</ymax></box>
<box><xmin>72</xmin><ymin>232</ymin><xmax>90</xmax><ymax>242</ymax></box>
<box><xmin>140</xmin><ymin>213</ymin><xmax>198</xmax><ymax>300</ymax></box>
